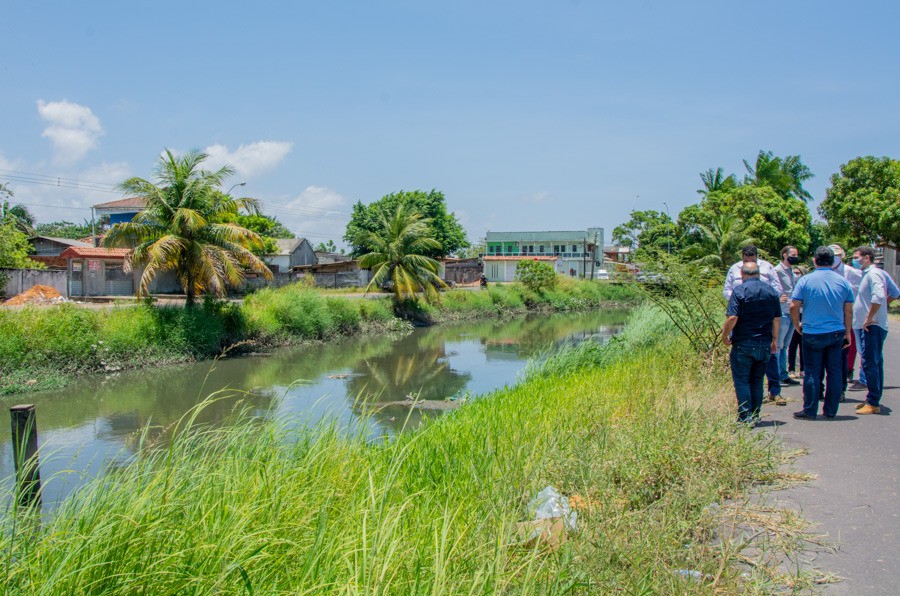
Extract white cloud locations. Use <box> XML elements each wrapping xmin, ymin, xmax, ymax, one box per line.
<box><xmin>81</xmin><ymin>161</ymin><xmax>131</xmax><ymax>186</ymax></box>
<box><xmin>37</xmin><ymin>100</ymin><xmax>104</xmax><ymax>165</ymax></box>
<box><xmin>203</xmin><ymin>141</ymin><xmax>293</xmax><ymax>178</ymax></box>
<box><xmin>265</xmin><ymin>185</ymin><xmax>349</xmax><ymax>245</ymax></box>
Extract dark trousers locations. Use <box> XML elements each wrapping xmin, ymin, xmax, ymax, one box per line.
<box><xmin>730</xmin><ymin>341</ymin><xmax>771</xmax><ymax>423</ymax></box>
<box><xmin>861</xmin><ymin>326</ymin><xmax>887</xmax><ymax>406</ymax></box>
<box><xmin>801</xmin><ymin>331</ymin><xmax>844</xmax><ymax>418</ymax></box>
<box><xmin>766</xmin><ymin>354</ymin><xmax>781</xmax><ymax>396</ymax></box>
<box><xmin>788</xmin><ymin>329</ymin><xmax>803</xmax><ymax>372</ymax></box>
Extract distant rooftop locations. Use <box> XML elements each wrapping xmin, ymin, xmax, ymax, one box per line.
<box><xmin>29</xmin><ymin>235</ymin><xmax>92</xmax><ymax>248</ymax></box>
<box><xmin>486</xmin><ymin>229</ymin><xmax>603</xmax><ymax>243</ymax></box>
<box><xmin>93</xmin><ymin>197</ymin><xmax>147</xmax><ymax>210</ymax></box>
<box><xmin>272</xmin><ymin>238</ymin><xmax>308</xmax><ymax>255</ymax></box>
<box><xmin>59</xmin><ymin>247</ymin><xmax>131</xmax><ymax>259</ymax></box>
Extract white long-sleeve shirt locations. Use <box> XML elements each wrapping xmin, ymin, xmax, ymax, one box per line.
<box><xmin>723</xmin><ymin>259</ymin><xmax>783</xmax><ymax>300</ymax></box>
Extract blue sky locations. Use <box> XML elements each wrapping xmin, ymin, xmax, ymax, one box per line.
<box><xmin>2</xmin><ymin>1</ymin><xmax>898</xmax><ymax>247</ymax></box>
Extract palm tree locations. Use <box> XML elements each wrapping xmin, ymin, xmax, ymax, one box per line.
<box><xmin>698</xmin><ymin>167</ymin><xmax>738</xmax><ymax>196</ymax></box>
<box><xmin>1</xmin><ymin>201</ymin><xmax>35</xmax><ymax>235</ymax></box>
<box><xmin>355</xmin><ymin>203</ymin><xmax>445</xmax><ymax>304</ymax></box>
<box><xmin>693</xmin><ymin>212</ymin><xmax>756</xmax><ymax>272</ymax></box>
<box><xmin>743</xmin><ymin>150</ymin><xmax>813</xmax><ymax>202</ymax></box>
<box><xmin>104</xmin><ymin>149</ymin><xmax>272</xmax><ymax>305</ymax></box>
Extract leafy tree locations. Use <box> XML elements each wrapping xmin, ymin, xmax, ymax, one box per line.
<box><xmin>353</xmin><ymin>202</ymin><xmax>444</xmax><ymax>304</ymax></box>
<box><xmin>35</xmin><ymin>216</ymin><xmax>110</xmax><ymax>240</ymax></box>
<box><xmin>612</xmin><ymin>210</ymin><xmax>676</xmax><ymax>256</ymax></box>
<box><xmin>698</xmin><ymin>167</ymin><xmax>738</xmax><ymax>197</ymax></box>
<box><xmin>453</xmin><ymin>236</ymin><xmax>486</xmax><ymax>259</ymax></box>
<box><xmin>1</xmin><ymin>202</ymin><xmax>35</xmax><ymax>235</ymax></box>
<box><xmin>314</xmin><ymin>240</ymin><xmax>338</xmax><ymax>253</ymax></box>
<box><xmin>0</xmin><ymin>215</ymin><xmax>42</xmax><ymax>269</ymax></box>
<box><xmin>104</xmin><ymin>149</ymin><xmax>272</xmax><ymax>305</ymax></box>
<box><xmin>344</xmin><ymin>189</ymin><xmax>467</xmax><ymax>258</ymax></box>
<box><xmin>515</xmin><ymin>259</ymin><xmax>558</xmax><ymax>292</ymax></box>
<box><xmin>819</xmin><ymin>156</ymin><xmax>900</xmax><ymax>248</ymax></box>
<box><xmin>743</xmin><ymin>150</ymin><xmax>814</xmax><ymax>202</ymax></box>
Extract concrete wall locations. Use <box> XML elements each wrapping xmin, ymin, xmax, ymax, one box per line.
<box><xmin>311</xmin><ymin>270</ymin><xmax>371</xmax><ymax>289</ymax></box>
<box><xmin>0</xmin><ymin>268</ymin><xmax>69</xmax><ymax>298</ymax></box>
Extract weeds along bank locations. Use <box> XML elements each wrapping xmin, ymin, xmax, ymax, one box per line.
<box><xmin>0</xmin><ymin>307</ymin><xmax>779</xmax><ymax>593</ymax></box>
<box><xmin>0</xmin><ymin>280</ymin><xmax>639</xmax><ymax>395</ymax></box>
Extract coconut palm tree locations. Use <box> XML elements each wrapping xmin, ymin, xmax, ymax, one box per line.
<box><xmin>697</xmin><ymin>167</ymin><xmax>738</xmax><ymax>196</ymax></box>
<box><xmin>104</xmin><ymin>149</ymin><xmax>272</xmax><ymax>305</ymax></box>
<box><xmin>354</xmin><ymin>203</ymin><xmax>445</xmax><ymax>304</ymax></box>
<box><xmin>743</xmin><ymin>150</ymin><xmax>814</xmax><ymax>202</ymax></box>
<box><xmin>693</xmin><ymin>212</ymin><xmax>756</xmax><ymax>272</ymax></box>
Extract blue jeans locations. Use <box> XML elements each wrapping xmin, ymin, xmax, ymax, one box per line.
<box><xmin>730</xmin><ymin>341</ymin><xmax>771</xmax><ymax>422</ymax></box>
<box><xmin>801</xmin><ymin>330</ymin><xmax>845</xmax><ymax>418</ymax></box>
<box><xmin>854</xmin><ymin>328</ymin><xmax>867</xmax><ymax>385</ymax></box>
<box><xmin>777</xmin><ymin>314</ymin><xmax>795</xmax><ymax>380</ymax></box>
<box><xmin>861</xmin><ymin>325</ymin><xmax>887</xmax><ymax>406</ymax></box>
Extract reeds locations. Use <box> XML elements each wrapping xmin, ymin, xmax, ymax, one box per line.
<box><xmin>0</xmin><ymin>306</ymin><xmax>778</xmax><ymax>593</ymax></box>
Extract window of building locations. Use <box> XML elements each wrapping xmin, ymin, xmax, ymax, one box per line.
<box><xmin>572</xmin><ymin>245</ymin><xmax>578</xmax><ymax>253</ymax></box>
<box><xmin>539</xmin><ymin>245</ymin><xmax>544</xmax><ymax>253</ymax></box>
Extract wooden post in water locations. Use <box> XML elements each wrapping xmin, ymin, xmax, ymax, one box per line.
<box><xmin>10</xmin><ymin>405</ymin><xmax>42</xmax><ymax>508</ymax></box>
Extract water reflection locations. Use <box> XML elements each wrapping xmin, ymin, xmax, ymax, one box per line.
<box><xmin>0</xmin><ymin>309</ymin><xmax>629</xmax><ymax>505</ymax></box>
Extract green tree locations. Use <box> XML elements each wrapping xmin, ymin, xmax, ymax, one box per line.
<box><xmin>698</xmin><ymin>167</ymin><xmax>738</xmax><ymax>197</ymax></box>
<box><xmin>819</xmin><ymin>156</ymin><xmax>900</xmax><ymax>248</ymax></box>
<box><xmin>688</xmin><ymin>212</ymin><xmax>756</xmax><ymax>272</ymax></box>
<box><xmin>453</xmin><ymin>236</ymin><xmax>486</xmax><ymax>259</ymax></box>
<box><xmin>515</xmin><ymin>259</ymin><xmax>558</xmax><ymax>292</ymax></box>
<box><xmin>344</xmin><ymin>189</ymin><xmax>467</xmax><ymax>258</ymax></box>
<box><xmin>104</xmin><ymin>149</ymin><xmax>272</xmax><ymax>305</ymax></box>
<box><xmin>314</xmin><ymin>240</ymin><xmax>338</xmax><ymax>252</ymax></box>
<box><xmin>0</xmin><ymin>215</ymin><xmax>41</xmax><ymax>269</ymax></box>
<box><xmin>1</xmin><ymin>202</ymin><xmax>35</xmax><ymax>235</ymax></box>
<box><xmin>353</xmin><ymin>203</ymin><xmax>444</xmax><ymax>304</ymax></box>
<box><xmin>612</xmin><ymin>210</ymin><xmax>676</xmax><ymax>256</ymax></box>
<box><xmin>35</xmin><ymin>216</ymin><xmax>110</xmax><ymax>239</ymax></box>
<box><xmin>743</xmin><ymin>150</ymin><xmax>814</xmax><ymax>202</ymax></box>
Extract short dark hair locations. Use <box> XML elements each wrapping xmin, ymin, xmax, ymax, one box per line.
<box><xmin>854</xmin><ymin>246</ymin><xmax>875</xmax><ymax>261</ymax></box>
<box><xmin>813</xmin><ymin>246</ymin><xmax>835</xmax><ymax>267</ymax></box>
<box><xmin>781</xmin><ymin>245</ymin><xmax>797</xmax><ymax>258</ymax></box>
<box><xmin>741</xmin><ymin>245</ymin><xmax>758</xmax><ymax>258</ymax></box>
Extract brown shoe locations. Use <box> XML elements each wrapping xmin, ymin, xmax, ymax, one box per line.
<box><xmin>775</xmin><ymin>396</ymin><xmax>787</xmax><ymax>406</ymax></box>
<box><xmin>857</xmin><ymin>404</ymin><xmax>881</xmax><ymax>415</ymax></box>
<box><xmin>855</xmin><ymin>402</ymin><xmax>866</xmax><ymax>410</ymax></box>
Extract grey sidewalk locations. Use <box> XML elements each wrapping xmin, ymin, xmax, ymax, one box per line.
<box><xmin>757</xmin><ymin>323</ymin><xmax>899</xmax><ymax>593</ymax></box>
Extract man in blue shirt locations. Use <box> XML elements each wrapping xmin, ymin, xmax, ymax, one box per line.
<box><xmin>721</xmin><ymin>262</ymin><xmax>782</xmax><ymax>425</ymax></box>
<box><xmin>790</xmin><ymin>246</ymin><xmax>855</xmax><ymax>419</ymax></box>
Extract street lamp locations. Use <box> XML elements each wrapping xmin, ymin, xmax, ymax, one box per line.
<box><xmin>225</xmin><ymin>182</ymin><xmax>246</xmax><ymax>196</ymax></box>
<box><xmin>662</xmin><ymin>201</ymin><xmax>671</xmax><ymax>254</ymax></box>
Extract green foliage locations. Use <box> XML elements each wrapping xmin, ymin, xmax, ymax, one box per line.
<box><xmin>34</xmin><ymin>217</ymin><xmax>109</xmax><ymax>239</ymax></box>
<box><xmin>743</xmin><ymin>150</ymin><xmax>814</xmax><ymax>202</ymax></box>
<box><xmin>453</xmin><ymin>236</ymin><xmax>486</xmax><ymax>259</ymax></box>
<box><xmin>1</xmin><ymin>202</ymin><xmax>35</xmax><ymax>235</ymax></box>
<box><xmin>515</xmin><ymin>259</ymin><xmax>558</xmax><ymax>292</ymax></box>
<box><xmin>0</xmin><ymin>215</ymin><xmax>42</xmax><ymax>269</ymax></box>
<box><xmin>681</xmin><ymin>211</ymin><xmax>755</xmax><ymax>272</ymax></box>
<box><xmin>611</xmin><ymin>209</ymin><xmax>675</xmax><ymax>255</ymax></box>
<box><xmin>344</xmin><ymin>189</ymin><xmax>468</xmax><ymax>258</ymax></box>
<box><xmin>314</xmin><ymin>239</ymin><xmax>340</xmax><ymax>253</ymax></box>
<box><xmin>819</xmin><ymin>156</ymin><xmax>900</xmax><ymax>247</ymax></box>
<box><xmin>0</xmin><ymin>309</ymin><xmax>779</xmax><ymax>593</ymax></box>
<box><xmin>355</xmin><ymin>202</ymin><xmax>445</xmax><ymax>304</ymax></box>
<box><xmin>698</xmin><ymin>167</ymin><xmax>738</xmax><ymax>197</ymax></box>
<box><xmin>104</xmin><ymin>149</ymin><xmax>273</xmax><ymax>304</ymax></box>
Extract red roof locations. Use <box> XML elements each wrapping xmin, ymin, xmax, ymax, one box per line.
<box><xmin>93</xmin><ymin>197</ymin><xmax>147</xmax><ymax>209</ymax></box>
<box><xmin>482</xmin><ymin>256</ymin><xmax>557</xmax><ymax>261</ymax></box>
<box><xmin>60</xmin><ymin>247</ymin><xmax>131</xmax><ymax>259</ymax></box>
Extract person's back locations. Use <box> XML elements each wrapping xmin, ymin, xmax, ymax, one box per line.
<box><xmin>792</xmin><ymin>268</ymin><xmax>853</xmax><ymax>334</ymax></box>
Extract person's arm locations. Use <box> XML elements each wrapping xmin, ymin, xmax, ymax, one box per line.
<box><xmin>885</xmin><ymin>272</ymin><xmax>899</xmax><ymax>305</ymax></box>
<box><xmin>790</xmin><ymin>299</ymin><xmax>803</xmax><ymax>334</ymax></box>
<box><xmin>722</xmin><ymin>316</ymin><xmax>738</xmax><ymax>346</ymax></box>
<box><xmin>843</xmin><ymin>302</ymin><xmax>853</xmax><ymax>344</ymax></box>
<box><xmin>766</xmin><ymin>264</ymin><xmax>783</xmax><ymax>296</ymax></box>
<box><xmin>723</xmin><ymin>266</ymin><xmax>735</xmax><ymax>300</ymax></box>
<box><xmin>771</xmin><ymin>316</ymin><xmax>780</xmax><ymax>354</ymax></box>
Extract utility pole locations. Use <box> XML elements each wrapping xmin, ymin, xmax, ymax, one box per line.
<box><xmin>662</xmin><ymin>201</ymin><xmax>671</xmax><ymax>255</ymax></box>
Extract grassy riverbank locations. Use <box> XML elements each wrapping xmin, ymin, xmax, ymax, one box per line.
<box><xmin>0</xmin><ymin>280</ymin><xmax>638</xmax><ymax>395</ymax></box>
<box><xmin>1</xmin><ymin>307</ymin><xmax>778</xmax><ymax>593</ymax></box>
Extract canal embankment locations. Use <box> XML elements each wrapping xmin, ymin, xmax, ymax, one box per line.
<box><xmin>0</xmin><ymin>279</ymin><xmax>639</xmax><ymax>396</ymax></box>
<box><xmin>0</xmin><ymin>306</ymin><xmax>783</xmax><ymax>592</ymax></box>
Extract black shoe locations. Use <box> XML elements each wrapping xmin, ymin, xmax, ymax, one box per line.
<box><xmin>848</xmin><ymin>381</ymin><xmax>867</xmax><ymax>391</ymax></box>
<box><xmin>781</xmin><ymin>377</ymin><xmax>801</xmax><ymax>386</ymax></box>
<box><xmin>793</xmin><ymin>411</ymin><xmax>816</xmax><ymax>420</ymax></box>
<box><xmin>824</xmin><ymin>415</ymin><xmax>836</xmax><ymax>420</ymax></box>
<box><xmin>839</xmin><ymin>392</ymin><xmax>846</xmax><ymax>402</ymax></box>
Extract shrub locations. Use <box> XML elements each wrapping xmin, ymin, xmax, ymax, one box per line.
<box><xmin>515</xmin><ymin>260</ymin><xmax>558</xmax><ymax>292</ymax></box>
<box><xmin>325</xmin><ymin>297</ymin><xmax>361</xmax><ymax>334</ymax></box>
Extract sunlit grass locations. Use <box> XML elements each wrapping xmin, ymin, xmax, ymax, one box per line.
<box><xmin>0</xmin><ymin>307</ymin><xmax>777</xmax><ymax>593</ymax></box>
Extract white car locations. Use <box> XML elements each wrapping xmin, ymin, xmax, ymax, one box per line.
<box><xmin>596</xmin><ymin>269</ymin><xmax>610</xmax><ymax>280</ymax></box>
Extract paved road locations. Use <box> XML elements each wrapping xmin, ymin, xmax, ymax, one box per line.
<box><xmin>758</xmin><ymin>322</ymin><xmax>899</xmax><ymax>593</ymax></box>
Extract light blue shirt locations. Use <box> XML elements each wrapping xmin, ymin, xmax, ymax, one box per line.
<box><xmin>790</xmin><ymin>267</ymin><xmax>854</xmax><ymax>335</ymax></box>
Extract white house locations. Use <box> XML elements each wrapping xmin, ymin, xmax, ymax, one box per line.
<box><xmin>263</xmin><ymin>238</ymin><xmax>317</xmax><ymax>273</ymax></box>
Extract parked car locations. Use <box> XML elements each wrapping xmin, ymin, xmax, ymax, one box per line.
<box><xmin>596</xmin><ymin>269</ymin><xmax>610</xmax><ymax>280</ymax></box>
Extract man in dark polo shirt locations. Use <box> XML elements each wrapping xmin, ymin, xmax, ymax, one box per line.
<box><xmin>721</xmin><ymin>262</ymin><xmax>782</xmax><ymax>425</ymax></box>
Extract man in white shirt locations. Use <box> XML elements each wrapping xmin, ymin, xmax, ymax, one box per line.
<box><xmin>851</xmin><ymin>246</ymin><xmax>889</xmax><ymax>414</ymax></box>
<box><xmin>829</xmin><ymin>244</ymin><xmax>864</xmax><ymax>392</ymax></box>
<box><xmin>723</xmin><ymin>245</ymin><xmax>785</xmax><ymax>404</ymax></box>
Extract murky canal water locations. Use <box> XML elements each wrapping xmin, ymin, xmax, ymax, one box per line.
<box><xmin>1</xmin><ymin>309</ymin><xmax>629</xmax><ymax>506</ymax></box>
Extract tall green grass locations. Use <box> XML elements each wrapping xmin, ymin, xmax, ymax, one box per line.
<box><xmin>0</xmin><ymin>307</ymin><xmax>777</xmax><ymax>593</ymax></box>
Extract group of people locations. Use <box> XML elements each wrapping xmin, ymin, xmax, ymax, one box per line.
<box><xmin>721</xmin><ymin>243</ymin><xmax>899</xmax><ymax>425</ymax></box>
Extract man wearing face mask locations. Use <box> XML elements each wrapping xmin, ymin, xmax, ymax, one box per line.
<box><xmin>829</xmin><ymin>244</ymin><xmax>862</xmax><ymax>398</ymax></box>
<box><xmin>775</xmin><ymin>246</ymin><xmax>801</xmax><ymax>390</ymax></box>
<box><xmin>851</xmin><ymin>246</ymin><xmax>890</xmax><ymax>414</ymax></box>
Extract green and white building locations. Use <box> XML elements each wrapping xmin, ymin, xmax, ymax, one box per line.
<box><xmin>483</xmin><ymin>228</ymin><xmax>604</xmax><ymax>282</ymax></box>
